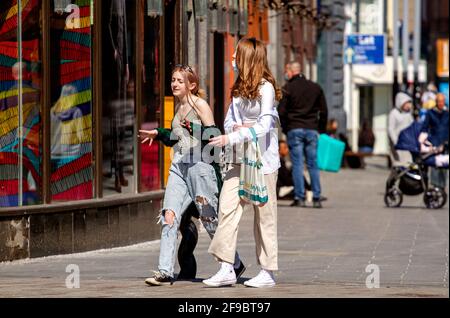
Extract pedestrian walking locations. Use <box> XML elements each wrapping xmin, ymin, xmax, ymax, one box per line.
<box><xmin>204</xmin><ymin>37</ymin><xmax>282</xmax><ymax>288</ymax></box>
<box><xmin>388</xmin><ymin>92</ymin><xmax>414</xmax><ymax>165</ymax></box>
<box><xmin>419</xmin><ymin>93</ymin><xmax>449</xmax><ymax>188</ymax></box>
<box><xmin>278</xmin><ymin>61</ymin><xmax>328</xmax><ymax>208</ymax></box>
<box><xmin>139</xmin><ymin>64</ymin><xmax>245</xmax><ymax>286</ymax></box>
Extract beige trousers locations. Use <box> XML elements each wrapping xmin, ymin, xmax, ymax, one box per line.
<box><xmin>208</xmin><ymin>164</ymin><xmax>279</xmax><ymax>271</ymax></box>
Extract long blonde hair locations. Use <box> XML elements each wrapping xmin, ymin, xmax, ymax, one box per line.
<box><xmin>172</xmin><ymin>64</ymin><xmax>206</xmax><ymax>109</ymax></box>
<box><xmin>231</xmin><ymin>37</ymin><xmax>282</xmax><ymax>101</ymax></box>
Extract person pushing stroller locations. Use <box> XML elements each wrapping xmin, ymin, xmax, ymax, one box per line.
<box><xmin>384</xmin><ymin>119</ymin><xmax>448</xmax><ymax>209</ymax></box>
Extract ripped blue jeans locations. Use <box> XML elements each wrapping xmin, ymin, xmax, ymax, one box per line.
<box><xmin>158</xmin><ymin>161</ymin><xmax>220</xmax><ymax>277</ymax></box>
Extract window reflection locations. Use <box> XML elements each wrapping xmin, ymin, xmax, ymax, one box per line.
<box><xmin>50</xmin><ymin>0</ymin><xmax>93</xmax><ymax>201</ymax></box>
<box><xmin>102</xmin><ymin>0</ymin><xmax>135</xmax><ymax>195</ymax></box>
<box><xmin>0</xmin><ymin>0</ymin><xmax>42</xmax><ymax>207</ymax></box>
<box><xmin>140</xmin><ymin>3</ymin><xmax>160</xmax><ymax>192</ymax></box>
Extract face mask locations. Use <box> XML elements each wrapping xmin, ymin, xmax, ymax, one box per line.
<box><xmin>284</xmin><ymin>73</ymin><xmax>290</xmax><ymax>81</ymax></box>
<box><xmin>232</xmin><ymin>60</ymin><xmax>239</xmax><ymax>74</ymax></box>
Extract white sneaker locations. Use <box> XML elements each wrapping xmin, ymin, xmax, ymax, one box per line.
<box><xmin>203</xmin><ymin>263</ymin><xmax>237</xmax><ymax>287</ymax></box>
<box><xmin>243</xmin><ymin>269</ymin><xmax>276</xmax><ymax>288</ymax></box>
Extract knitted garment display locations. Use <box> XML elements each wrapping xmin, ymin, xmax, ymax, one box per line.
<box><xmin>0</xmin><ymin>0</ymin><xmax>42</xmax><ymax>207</ymax></box>
<box><xmin>50</xmin><ymin>0</ymin><xmax>93</xmax><ymax>201</ymax></box>
<box><xmin>0</xmin><ymin>0</ymin><xmax>94</xmax><ymax>206</ymax></box>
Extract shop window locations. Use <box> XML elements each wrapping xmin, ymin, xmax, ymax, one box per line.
<box><xmin>0</xmin><ymin>0</ymin><xmax>43</xmax><ymax>207</ymax></box>
<box><xmin>50</xmin><ymin>0</ymin><xmax>94</xmax><ymax>201</ymax></box>
<box><xmin>102</xmin><ymin>0</ymin><xmax>136</xmax><ymax>195</ymax></box>
<box><xmin>140</xmin><ymin>1</ymin><xmax>161</xmax><ymax>192</ymax></box>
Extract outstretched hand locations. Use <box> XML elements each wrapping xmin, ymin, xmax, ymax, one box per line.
<box><xmin>138</xmin><ymin>129</ymin><xmax>158</xmax><ymax>147</ymax></box>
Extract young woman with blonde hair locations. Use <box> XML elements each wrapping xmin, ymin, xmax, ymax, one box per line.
<box><xmin>204</xmin><ymin>37</ymin><xmax>282</xmax><ymax>288</ymax></box>
<box><xmin>139</xmin><ymin>65</ymin><xmax>244</xmax><ymax>286</ymax></box>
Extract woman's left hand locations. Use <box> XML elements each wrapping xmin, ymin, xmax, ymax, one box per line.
<box><xmin>209</xmin><ymin>135</ymin><xmax>230</xmax><ymax>147</ymax></box>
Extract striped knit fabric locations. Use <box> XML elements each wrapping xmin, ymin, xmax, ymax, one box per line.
<box><xmin>50</xmin><ymin>0</ymin><xmax>93</xmax><ymax>201</ymax></box>
<box><xmin>0</xmin><ymin>0</ymin><xmax>42</xmax><ymax>207</ymax></box>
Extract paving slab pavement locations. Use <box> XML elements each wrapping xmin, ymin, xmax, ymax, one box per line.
<box><xmin>0</xmin><ymin>158</ymin><xmax>448</xmax><ymax>298</ymax></box>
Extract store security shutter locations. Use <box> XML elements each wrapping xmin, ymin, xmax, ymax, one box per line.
<box><xmin>194</xmin><ymin>0</ymin><xmax>208</xmax><ymax>21</ymax></box>
<box><xmin>238</xmin><ymin>0</ymin><xmax>248</xmax><ymax>35</ymax></box>
<box><xmin>217</xmin><ymin>0</ymin><xmax>227</xmax><ymax>33</ymax></box>
<box><xmin>208</xmin><ymin>0</ymin><xmax>218</xmax><ymax>32</ymax></box>
<box><xmin>229</xmin><ymin>0</ymin><xmax>239</xmax><ymax>35</ymax></box>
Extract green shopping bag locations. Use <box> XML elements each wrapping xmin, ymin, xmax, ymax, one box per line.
<box><xmin>238</xmin><ymin>127</ymin><xmax>268</xmax><ymax>206</ymax></box>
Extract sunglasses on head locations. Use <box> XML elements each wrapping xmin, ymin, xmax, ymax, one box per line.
<box><xmin>174</xmin><ymin>64</ymin><xmax>194</xmax><ymax>73</ymax></box>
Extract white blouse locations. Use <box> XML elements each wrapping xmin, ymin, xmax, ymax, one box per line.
<box><xmin>224</xmin><ymin>80</ymin><xmax>281</xmax><ymax>174</ymax></box>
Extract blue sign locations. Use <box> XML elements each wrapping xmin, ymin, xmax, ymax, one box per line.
<box><xmin>439</xmin><ymin>82</ymin><xmax>449</xmax><ymax>105</ymax></box>
<box><xmin>345</xmin><ymin>34</ymin><xmax>386</xmax><ymax>65</ymax></box>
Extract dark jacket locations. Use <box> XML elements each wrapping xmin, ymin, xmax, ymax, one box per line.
<box><xmin>420</xmin><ymin>108</ymin><xmax>449</xmax><ymax>147</ymax></box>
<box><xmin>278</xmin><ymin>74</ymin><xmax>328</xmax><ymax>134</ymax></box>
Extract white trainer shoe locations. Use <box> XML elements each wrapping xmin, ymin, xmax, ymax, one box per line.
<box><xmin>243</xmin><ymin>269</ymin><xmax>276</xmax><ymax>288</ymax></box>
<box><xmin>203</xmin><ymin>263</ymin><xmax>237</xmax><ymax>287</ymax></box>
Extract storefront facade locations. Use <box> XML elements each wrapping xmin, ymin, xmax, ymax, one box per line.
<box><xmin>0</xmin><ymin>0</ymin><xmax>257</xmax><ymax>261</ymax></box>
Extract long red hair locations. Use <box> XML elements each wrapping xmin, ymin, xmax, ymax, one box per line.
<box><xmin>231</xmin><ymin>37</ymin><xmax>282</xmax><ymax>101</ymax></box>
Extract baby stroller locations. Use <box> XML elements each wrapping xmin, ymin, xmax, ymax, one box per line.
<box><xmin>384</xmin><ymin>121</ymin><xmax>448</xmax><ymax>209</ymax></box>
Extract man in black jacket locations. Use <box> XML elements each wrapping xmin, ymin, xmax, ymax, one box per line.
<box><xmin>278</xmin><ymin>62</ymin><xmax>328</xmax><ymax>208</ymax></box>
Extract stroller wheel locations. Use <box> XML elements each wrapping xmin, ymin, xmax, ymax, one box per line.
<box><xmin>384</xmin><ymin>188</ymin><xmax>403</xmax><ymax>207</ymax></box>
<box><xmin>424</xmin><ymin>188</ymin><xmax>448</xmax><ymax>209</ymax></box>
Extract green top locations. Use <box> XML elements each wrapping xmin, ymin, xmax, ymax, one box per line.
<box><xmin>155</xmin><ymin>108</ymin><xmax>223</xmax><ymax>190</ymax></box>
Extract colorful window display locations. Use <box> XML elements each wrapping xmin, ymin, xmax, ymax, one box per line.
<box><xmin>50</xmin><ymin>0</ymin><xmax>94</xmax><ymax>201</ymax></box>
<box><xmin>0</xmin><ymin>0</ymin><xmax>170</xmax><ymax>208</ymax></box>
<box><xmin>0</xmin><ymin>0</ymin><xmax>42</xmax><ymax>207</ymax></box>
